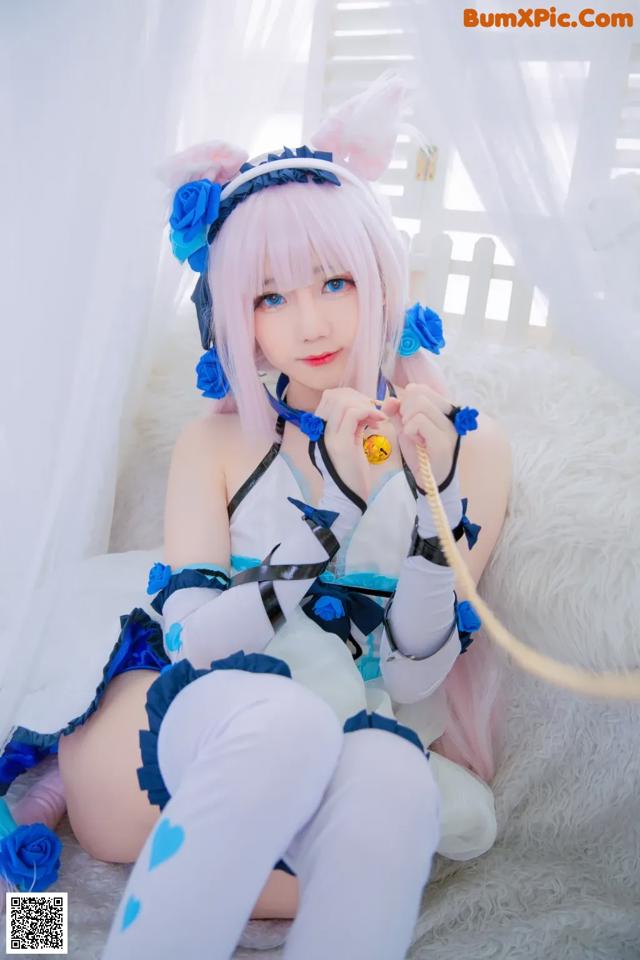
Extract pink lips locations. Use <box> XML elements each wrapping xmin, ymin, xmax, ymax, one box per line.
<box><xmin>302</xmin><ymin>349</ymin><xmax>341</xmax><ymax>366</ymax></box>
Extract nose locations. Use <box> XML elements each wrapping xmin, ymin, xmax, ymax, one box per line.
<box><xmin>296</xmin><ymin>286</ymin><xmax>332</xmax><ymax>342</ymax></box>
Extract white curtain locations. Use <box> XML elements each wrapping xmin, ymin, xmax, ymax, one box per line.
<box><xmin>0</xmin><ymin>0</ymin><xmax>317</xmax><ymax>750</ymax></box>
<box><xmin>401</xmin><ymin>0</ymin><xmax>640</xmax><ymax>400</ymax></box>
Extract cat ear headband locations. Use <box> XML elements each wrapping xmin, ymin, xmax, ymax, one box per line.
<box><xmin>155</xmin><ymin>71</ymin><xmax>447</xmax><ymax>399</ymax></box>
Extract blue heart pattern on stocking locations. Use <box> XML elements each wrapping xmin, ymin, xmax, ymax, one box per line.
<box><xmin>149</xmin><ymin>817</ymin><xmax>185</xmax><ymax>871</ymax></box>
<box><xmin>121</xmin><ymin>895</ymin><xmax>141</xmax><ymax>931</ymax></box>
<box><xmin>120</xmin><ymin>818</ymin><xmax>185</xmax><ymax>934</ymax></box>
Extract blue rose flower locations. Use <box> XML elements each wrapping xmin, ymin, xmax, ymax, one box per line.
<box><xmin>313</xmin><ymin>596</ymin><xmax>345</xmax><ymax>621</ymax></box>
<box><xmin>0</xmin><ymin>824</ymin><xmax>62</xmax><ymax>892</ymax></box>
<box><xmin>397</xmin><ymin>328</ymin><xmax>420</xmax><ymax>357</ymax></box>
<box><xmin>398</xmin><ymin>303</ymin><xmax>446</xmax><ymax>357</ymax></box>
<box><xmin>170</xmin><ymin>180</ymin><xmax>221</xmax><ymax>242</ymax></box>
<box><xmin>195</xmin><ymin>346</ymin><xmax>231</xmax><ymax>399</ymax></box>
<box><xmin>147</xmin><ymin>562</ymin><xmax>172</xmax><ymax>595</ymax></box>
<box><xmin>187</xmin><ymin>245</ymin><xmax>208</xmax><ymax>274</ymax></box>
<box><xmin>453</xmin><ymin>406</ymin><xmax>479</xmax><ymax>436</ymax></box>
<box><xmin>169</xmin><ymin>223</ymin><xmax>208</xmax><ymax>264</ymax></box>
<box><xmin>299</xmin><ymin>412</ymin><xmax>325</xmax><ymax>440</ymax></box>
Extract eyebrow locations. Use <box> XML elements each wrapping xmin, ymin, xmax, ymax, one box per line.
<box><xmin>261</xmin><ymin>266</ymin><xmax>339</xmax><ymax>288</ymax></box>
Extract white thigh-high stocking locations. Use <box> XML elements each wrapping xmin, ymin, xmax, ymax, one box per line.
<box><xmin>100</xmin><ymin>667</ymin><xmax>343</xmax><ymax>960</ymax></box>
<box><xmin>280</xmin><ymin>727</ymin><xmax>442</xmax><ymax>960</ymax></box>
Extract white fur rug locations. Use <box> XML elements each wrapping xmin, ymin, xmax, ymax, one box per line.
<box><xmin>6</xmin><ymin>326</ymin><xmax>640</xmax><ymax>958</ymax></box>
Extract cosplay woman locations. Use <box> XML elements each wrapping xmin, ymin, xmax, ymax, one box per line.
<box><xmin>0</xmin><ymin>72</ymin><xmax>511</xmax><ymax>958</ymax></box>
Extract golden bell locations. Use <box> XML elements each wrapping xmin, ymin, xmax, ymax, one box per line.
<box><xmin>363</xmin><ymin>433</ymin><xmax>392</xmax><ymax>464</ymax></box>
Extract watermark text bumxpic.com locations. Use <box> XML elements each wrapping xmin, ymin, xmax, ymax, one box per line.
<box><xmin>464</xmin><ymin>7</ymin><xmax>634</xmax><ymax>28</ymax></box>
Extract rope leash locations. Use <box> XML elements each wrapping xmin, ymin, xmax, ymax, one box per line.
<box><xmin>412</xmin><ymin>435</ymin><xmax>640</xmax><ymax>700</ymax></box>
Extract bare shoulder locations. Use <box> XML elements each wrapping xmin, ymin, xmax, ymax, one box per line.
<box><xmin>472</xmin><ymin>411</ymin><xmax>513</xmax><ymax>487</ymax></box>
<box><xmin>163</xmin><ymin>413</ymin><xmax>240</xmax><ymax>570</ymax></box>
<box><xmin>173</xmin><ymin>412</ymin><xmax>242</xmax><ymax>476</ymax></box>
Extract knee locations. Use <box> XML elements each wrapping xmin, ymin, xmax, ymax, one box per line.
<box><xmin>164</xmin><ymin>668</ymin><xmax>344</xmax><ymax>780</ymax></box>
<box><xmin>344</xmin><ymin>730</ymin><xmax>441</xmax><ymax>844</ymax></box>
<box><xmin>250</xmin><ymin>678</ymin><xmax>344</xmax><ymax>778</ymax></box>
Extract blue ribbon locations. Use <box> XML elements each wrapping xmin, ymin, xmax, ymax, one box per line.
<box><xmin>460</xmin><ymin>497</ymin><xmax>482</xmax><ymax>550</ymax></box>
<box><xmin>286</xmin><ymin>495</ymin><xmax>339</xmax><ymax>530</ymax></box>
<box><xmin>301</xmin><ymin>580</ymin><xmax>385</xmax><ymax>645</ymax></box>
<box><xmin>264</xmin><ymin>369</ymin><xmax>389</xmax><ymax>440</ymax></box>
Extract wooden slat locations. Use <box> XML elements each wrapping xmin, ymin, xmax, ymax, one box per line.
<box><xmin>504</xmin><ymin>268</ymin><xmax>535</xmax><ymax>348</ymax></box>
<box><xmin>463</xmin><ymin>236</ymin><xmax>495</xmax><ymax>339</ymax></box>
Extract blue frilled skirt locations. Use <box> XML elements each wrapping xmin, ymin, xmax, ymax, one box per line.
<box><xmin>0</xmin><ymin>607</ymin><xmax>428</xmax><ymax>879</ymax></box>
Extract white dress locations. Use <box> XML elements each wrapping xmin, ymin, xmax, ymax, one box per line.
<box><xmin>1</xmin><ymin>438</ymin><xmax>497</xmax><ymax>862</ymax></box>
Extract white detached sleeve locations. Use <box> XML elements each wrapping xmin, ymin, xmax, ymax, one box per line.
<box><xmin>380</xmin><ymin>472</ymin><xmax>467</xmax><ymax>705</ymax></box>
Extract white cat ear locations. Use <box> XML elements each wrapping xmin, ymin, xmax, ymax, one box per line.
<box><xmin>308</xmin><ymin>70</ymin><xmax>414</xmax><ymax>180</ymax></box>
<box><xmin>155</xmin><ymin>140</ymin><xmax>249</xmax><ymax>192</ymax></box>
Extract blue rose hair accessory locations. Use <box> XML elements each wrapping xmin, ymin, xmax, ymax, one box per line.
<box><xmin>398</xmin><ymin>303</ymin><xmax>446</xmax><ymax>357</ymax></box>
<box><xmin>169</xmin><ymin>179</ymin><xmax>222</xmax><ymax>274</ymax></box>
<box><xmin>195</xmin><ymin>344</ymin><xmax>231</xmax><ymax>399</ymax></box>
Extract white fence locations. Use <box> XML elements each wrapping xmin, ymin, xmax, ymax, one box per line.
<box><xmin>408</xmin><ymin>231</ymin><xmax>556</xmax><ymax>351</ymax></box>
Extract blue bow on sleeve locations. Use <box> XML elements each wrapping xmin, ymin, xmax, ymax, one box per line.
<box><xmin>460</xmin><ymin>497</ymin><xmax>482</xmax><ymax>550</ymax></box>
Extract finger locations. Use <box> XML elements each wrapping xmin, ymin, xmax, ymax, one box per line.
<box><xmin>341</xmin><ymin>405</ymin><xmax>386</xmax><ymax>442</ymax></box>
<box><xmin>400</xmin><ymin>390</ymin><xmax>452</xmax><ymax>435</ymax></box>
<box><xmin>402</xmin><ymin>411</ymin><xmax>435</xmax><ymax>448</ymax></box>
<box><xmin>317</xmin><ymin>388</ymin><xmax>363</xmax><ymax>430</ymax></box>
<box><xmin>403</xmin><ymin>381</ymin><xmax>455</xmax><ymax>415</ymax></box>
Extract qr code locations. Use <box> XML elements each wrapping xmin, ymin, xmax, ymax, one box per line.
<box><xmin>5</xmin><ymin>892</ymin><xmax>68</xmax><ymax>954</ymax></box>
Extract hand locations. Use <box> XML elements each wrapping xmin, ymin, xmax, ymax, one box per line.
<box><xmin>313</xmin><ymin>387</ymin><xmax>387</xmax><ymax>503</ymax></box>
<box><xmin>379</xmin><ymin>383</ymin><xmax>459</xmax><ymax>490</ymax></box>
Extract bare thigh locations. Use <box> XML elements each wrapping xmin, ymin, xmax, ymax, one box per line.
<box><xmin>57</xmin><ymin>669</ymin><xmax>160</xmax><ymax>863</ymax></box>
<box><xmin>57</xmin><ymin>668</ymin><xmax>299</xmax><ymax>919</ymax></box>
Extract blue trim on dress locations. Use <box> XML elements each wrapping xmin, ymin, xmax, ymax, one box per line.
<box><xmin>150</xmin><ymin>568</ymin><xmax>231</xmax><ymax>615</ymax></box>
<box><xmin>0</xmin><ymin>608</ymin><xmax>169</xmax><ymax>788</ymax></box>
<box><xmin>230</xmin><ymin>554</ymin><xmax>398</xmax><ymax>593</ymax></box>
<box><xmin>343</xmin><ymin>708</ymin><xmax>430</xmax><ymax>760</ymax></box>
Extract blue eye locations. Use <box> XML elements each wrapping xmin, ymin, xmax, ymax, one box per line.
<box><xmin>261</xmin><ymin>293</ymin><xmax>285</xmax><ymax>309</ymax></box>
<box><xmin>325</xmin><ymin>278</ymin><xmax>348</xmax><ymax>293</ymax></box>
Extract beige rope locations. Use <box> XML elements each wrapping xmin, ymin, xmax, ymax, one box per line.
<box><xmin>412</xmin><ymin>437</ymin><xmax>640</xmax><ymax>700</ymax></box>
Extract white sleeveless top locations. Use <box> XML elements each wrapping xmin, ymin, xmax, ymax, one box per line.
<box><xmin>10</xmin><ymin>419</ymin><xmax>497</xmax><ymax>861</ymax></box>
<box><xmin>225</xmin><ymin>436</ymin><xmax>498</xmax><ymax>862</ymax></box>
